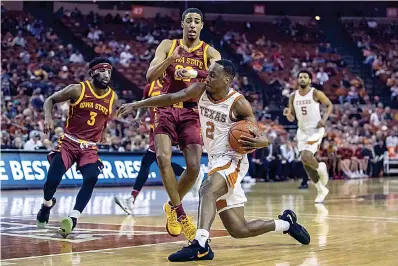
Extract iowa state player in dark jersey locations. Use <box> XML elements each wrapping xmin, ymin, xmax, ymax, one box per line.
<box><xmin>36</xmin><ymin>57</ymin><xmax>118</xmax><ymax>238</ymax></box>
<box><xmin>140</xmin><ymin>8</ymin><xmax>221</xmax><ymax>241</ymax></box>
<box><xmin>114</xmin><ymin>80</ymin><xmax>204</xmax><ymax>215</ymax></box>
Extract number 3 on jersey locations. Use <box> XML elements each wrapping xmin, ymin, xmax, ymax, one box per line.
<box><xmin>87</xmin><ymin>111</ymin><xmax>97</xmax><ymax>126</ymax></box>
<box><xmin>206</xmin><ymin>121</ymin><xmax>214</xmax><ymax>139</ymax></box>
<box><xmin>175</xmin><ymin>65</ymin><xmax>194</xmax><ymax>82</ymax></box>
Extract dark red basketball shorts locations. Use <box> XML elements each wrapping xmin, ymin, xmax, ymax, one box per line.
<box><xmin>153</xmin><ymin>107</ymin><xmax>203</xmax><ymax>150</ymax></box>
<box><xmin>48</xmin><ymin>136</ymin><xmax>102</xmax><ymax>170</ymax></box>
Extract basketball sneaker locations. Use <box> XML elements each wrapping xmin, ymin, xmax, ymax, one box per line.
<box><xmin>314</xmin><ymin>185</ymin><xmax>329</xmax><ymax>203</ymax></box>
<box><xmin>114</xmin><ymin>190</ymin><xmax>140</xmax><ymax>215</ymax></box>
<box><xmin>317</xmin><ymin>162</ymin><xmax>329</xmax><ymax>186</ymax></box>
<box><xmin>178</xmin><ymin>215</ymin><xmax>197</xmax><ymax>241</ymax></box>
<box><xmin>58</xmin><ymin>216</ymin><xmax>77</xmax><ymax>238</ymax></box>
<box><xmin>168</xmin><ymin>239</ymin><xmax>214</xmax><ymax>262</ymax></box>
<box><xmin>278</xmin><ymin>209</ymin><xmax>310</xmax><ymax>245</ymax></box>
<box><xmin>36</xmin><ymin>197</ymin><xmax>56</xmax><ymax>228</ymax></box>
<box><xmin>163</xmin><ymin>202</ymin><xmax>182</xmax><ymax>237</ymax></box>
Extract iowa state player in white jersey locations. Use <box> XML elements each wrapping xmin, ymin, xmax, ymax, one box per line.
<box><xmin>283</xmin><ymin>70</ymin><xmax>333</xmax><ymax>203</ymax></box>
<box><xmin>118</xmin><ymin>60</ymin><xmax>310</xmax><ymax>262</ymax></box>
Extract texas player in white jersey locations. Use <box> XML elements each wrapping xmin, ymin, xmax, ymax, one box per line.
<box><xmin>283</xmin><ymin>70</ymin><xmax>333</xmax><ymax>203</ymax></box>
<box><xmin>118</xmin><ymin>60</ymin><xmax>311</xmax><ymax>262</ymax></box>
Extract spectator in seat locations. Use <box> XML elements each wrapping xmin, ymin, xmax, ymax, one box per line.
<box><xmin>12</xmin><ymin>31</ymin><xmax>26</xmax><ymax>47</ymax></box>
<box><xmin>371</xmin><ymin>140</ymin><xmax>386</xmax><ymax>177</ymax></box>
<box><xmin>316</xmin><ymin>67</ymin><xmax>329</xmax><ymax>86</ymax></box>
<box><xmin>69</xmin><ymin>50</ymin><xmax>84</xmax><ymax>63</ymax></box>
<box><xmin>24</xmin><ymin>130</ymin><xmax>43</xmax><ymax>150</ymax></box>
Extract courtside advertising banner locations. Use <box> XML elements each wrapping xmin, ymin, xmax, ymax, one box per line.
<box><xmin>0</xmin><ymin>151</ymin><xmax>209</xmax><ymax>189</ymax></box>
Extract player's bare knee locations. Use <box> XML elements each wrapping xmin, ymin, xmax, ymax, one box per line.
<box><xmin>185</xmin><ymin>160</ymin><xmax>201</xmax><ymax>176</ymax></box>
<box><xmin>156</xmin><ymin>152</ymin><xmax>171</xmax><ymax>169</ymax></box>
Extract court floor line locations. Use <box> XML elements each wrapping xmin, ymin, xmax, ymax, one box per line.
<box><xmin>1</xmin><ymin>235</ymin><xmax>231</xmax><ymax>262</ymax></box>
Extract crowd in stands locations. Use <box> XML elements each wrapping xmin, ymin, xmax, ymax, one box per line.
<box><xmin>344</xmin><ymin>18</ymin><xmax>398</xmax><ymax>108</ymax></box>
<box><xmin>1</xmin><ymin>8</ymin><xmax>397</xmax><ymax>181</ymax></box>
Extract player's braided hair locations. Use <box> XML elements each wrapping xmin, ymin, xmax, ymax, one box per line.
<box><xmin>216</xmin><ymin>59</ymin><xmax>236</xmax><ymax>79</ymax></box>
<box><xmin>182</xmin><ymin>8</ymin><xmax>203</xmax><ymax>21</ymax></box>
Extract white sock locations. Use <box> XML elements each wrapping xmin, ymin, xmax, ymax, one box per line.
<box><xmin>70</xmin><ymin>210</ymin><xmax>81</xmax><ymax>219</ymax></box>
<box><xmin>314</xmin><ymin>181</ymin><xmax>323</xmax><ymax>191</ymax></box>
<box><xmin>195</xmin><ymin>229</ymin><xmax>210</xmax><ymax>248</ymax></box>
<box><xmin>43</xmin><ymin>199</ymin><xmax>53</xmax><ymax>207</ymax></box>
<box><xmin>274</xmin><ymin>220</ymin><xmax>290</xmax><ymax>232</ymax></box>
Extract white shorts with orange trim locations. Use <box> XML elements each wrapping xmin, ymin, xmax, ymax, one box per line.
<box><xmin>207</xmin><ymin>154</ymin><xmax>249</xmax><ymax>213</ymax></box>
<box><xmin>296</xmin><ymin>127</ymin><xmax>325</xmax><ymax>154</ymax></box>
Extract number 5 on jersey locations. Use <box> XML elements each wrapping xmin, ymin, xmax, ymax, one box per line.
<box><xmin>301</xmin><ymin>106</ymin><xmax>307</xmax><ymax>115</ymax></box>
<box><xmin>87</xmin><ymin>111</ymin><xmax>97</xmax><ymax>126</ymax></box>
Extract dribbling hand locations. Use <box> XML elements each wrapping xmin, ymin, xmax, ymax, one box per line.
<box><xmin>238</xmin><ymin>129</ymin><xmax>270</xmax><ymax>153</ymax></box>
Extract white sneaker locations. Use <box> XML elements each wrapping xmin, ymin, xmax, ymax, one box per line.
<box><xmin>191</xmin><ymin>168</ymin><xmax>204</xmax><ymax>197</ymax></box>
<box><xmin>317</xmin><ymin>162</ymin><xmax>329</xmax><ymax>186</ymax></box>
<box><xmin>315</xmin><ymin>185</ymin><xmax>329</xmax><ymax>203</ymax></box>
<box><xmin>114</xmin><ymin>196</ymin><xmax>133</xmax><ymax>215</ymax></box>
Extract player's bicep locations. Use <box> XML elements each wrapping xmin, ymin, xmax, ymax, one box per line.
<box><xmin>233</xmin><ymin>97</ymin><xmax>257</xmax><ymax>124</ymax></box>
<box><xmin>148</xmin><ymin>40</ymin><xmax>170</xmax><ymax>69</ymax></box>
<box><xmin>315</xmin><ymin>90</ymin><xmax>332</xmax><ymax>106</ymax></box>
<box><xmin>208</xmin><ymin>46</ymin><xmax>222</xmax><ymax>66</ymax></box>
<box><xmin>48</xmin><ymin>84</ymin><xmax>81</xmax><ymax>103</ymax></box>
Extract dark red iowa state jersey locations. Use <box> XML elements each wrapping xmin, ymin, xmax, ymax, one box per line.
<box><xmin>143</xmin><ymin>80</ymin><xmax>163</xmax><ymax>127</ymax></box>
<box><xmin>162</xmin><ymin>39</ymin><xmax>210</xmax><ymax>103</ymax></box>
<box><xmin>65</xmin><ymin>80</ymin><xmax>116</xmax><ymax>142</ymax></box>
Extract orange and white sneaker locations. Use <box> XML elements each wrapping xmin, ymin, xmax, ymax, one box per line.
<box><xmin>163</xmin><ymin>202</ymin><xmax>182</xmax><ymax>237</ymax></box>
<box><xmin>178</xmin><ymin>215</ymin><xmax>197</xmax><ymax>241</ymax></box>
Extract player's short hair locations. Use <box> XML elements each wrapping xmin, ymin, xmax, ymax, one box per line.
<box><xmin>182</xmin><ymin>8</ymin><xmax>203</xmax><ymax>21</ymax></box>
<box><xmin>216</xmin><ymin>59</ymin><xmax>236</xmax><ymax>79</ymax></box>
<box><xmin>297</xmin><ymin>70</ymin><xmax>312</xmax><ymax>80</ymax></box>
<box><xmin>89</xmin><ymin>57</ymin><xmax>112</xmax><ymax>69</ymax></box>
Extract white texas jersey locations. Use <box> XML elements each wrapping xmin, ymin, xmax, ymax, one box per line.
<box><xmin>198</xmin><ymin>89</ymin><xmax>244</xmax><ymax>157</ymax></box>
<box><xmin>293</xmin><ymin>87</ymin><xmax>321</xmax><ymax>134</ymax></box>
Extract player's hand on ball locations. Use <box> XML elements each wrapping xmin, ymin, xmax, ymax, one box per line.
<box><xmin>117</xmin><ymin>102</ymin><xmax>139</xmax><ymax>118</ymax></box>
<box><xmin>175</xmin><ymin>68</ymin><xmax>192</xmax><ymax>79</ymax></box>
<box><xmin>316</xmin><ymin>120</ymin><xmax>326</xmax><ymax>128</ymax></box>
<box><xmin>238</xmin><ymin>129</ymin><xmax>269</xmax><ymax>152</ymax></box>
<box><xmin>44</xmin><ymin>117</ymin><xmax>54</xmax><ymax>134</ymax></box>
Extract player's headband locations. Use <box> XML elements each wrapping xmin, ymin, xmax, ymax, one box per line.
<box><xmin>90</xmin><ymin>63</ymin><xmax>112</xmax><ymax>72</ymax></box>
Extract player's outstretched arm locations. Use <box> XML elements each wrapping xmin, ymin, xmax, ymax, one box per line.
<box><xmin>43</xmin><ymin>83</ymin><xmax>82</xmax><ymax>134</ymax></box>
<box><xmin>117</xmin><ymin>83</ymin><xmax>206</xmax><ymax>117</ymax></box>
<box><xmin>231</xmin><ymin>97</ymin><xmax>269</xmax><ymax>152</ymax></box>
<box><xmin>314</xmin><ymin>90</ymin><xmax>333</xmax><ymax>128</ymax></box>
<box><xmin>283</xmin><ymin>93</ymin><xmax>296</xmax><ymax>122</ymax></box>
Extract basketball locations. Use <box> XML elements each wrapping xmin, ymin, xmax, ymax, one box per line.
<box><xmin>228</xmin><ymin>120</ymin><xmax>258</xmax><ymax>154</ymax></box>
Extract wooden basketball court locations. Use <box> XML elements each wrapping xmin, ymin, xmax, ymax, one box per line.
<box><xmin>1</xmin><ymin>178</ymin><xmax>398</xmax><ymax>265</ymax></box>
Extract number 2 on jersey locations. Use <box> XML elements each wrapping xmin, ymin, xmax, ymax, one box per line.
<box><xmin>206</xmin><ymin>121</ymin><xmax>214</xmax><ymax>139</ymax></box>
<box><xmin>175</xmin><ymin>64</ymin><xmax>194</xmax><ymax>82</ymax></box>
<box><xmin>87</xmin><ymin>111</ymin><xmax>97</xmax><ymax>126</ymax></box>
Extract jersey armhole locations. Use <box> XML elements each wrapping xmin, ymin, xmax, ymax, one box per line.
<box><xmin>229</xmin><ymin>95</ymin><xmax>244</xmax><ymax>122</ymax></box>
<box><xmin>70</xmin><ymin>82</ymin><xmax>85</xmax><ymax>107</ymax></box>
<box><xmin>167</xmin><ymin>40</ymin><xmax>177</xmax><ymax>58</ymax></box>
